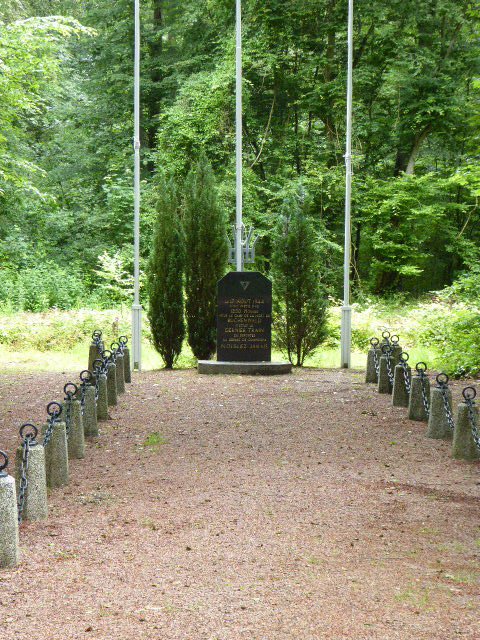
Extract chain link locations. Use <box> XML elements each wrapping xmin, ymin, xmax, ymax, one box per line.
<box><xmin>419</xmin><ymin>371</ymin><xmax>430</xmax><ymax>418</ymax></box>
<box><xmin>385</xmin><ymin>347</ymin><xmax>394</xmax><ymax>385</ymax></box>
<box><xmin>400</xmin><ymin>360</ymin><xmax>411</xmax><ymax>394</ymax></box>
<box><xmin>372</xmin><ymin>348</ymin><xmax>380</xmax><ymax>376</ymax></box>
<box><xmin>81</xmin><ymin>382</ymin><xmax>87</xmax><ymax>415</ymax></box>
<box><xmin>465</xmin><ymin>398</ymin><xmax>480</xmax><ymax>451</ymax></box>
<box><xmin>438</xmin><ymin>383</ymin><xmax>455</xmax><ymax>431</ymax></box>
<box><xmin>43</xmin><ymin>406</ymin><xmax>61</xmax><ymax>448</ymax></box>
<box><xmin>63</xmin><ymin>396</ymin><xmax>73</xmax><ymax>436</ymax></box>
<box><xmin>17</xmin><ymin>436</ymin><xmax>31</xmax><ymax>524</ymax></box>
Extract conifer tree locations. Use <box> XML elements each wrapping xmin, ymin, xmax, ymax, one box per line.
<box><xmin>183</xmin><ymin>153</ymin><xmax>227</xmax><ymax>360</ymax></box>
<box><xmin>148</xmin><ymin>173</ymin><xmax>185</xmax><ymax>369</ymax></box>
<box><xmin>271</xmin><ymin>187</ymin><xmax>328</xmax><ymax>366</ymax></box>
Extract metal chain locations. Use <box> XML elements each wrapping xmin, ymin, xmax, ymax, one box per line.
<box><xmin>400</xmin><ymin>360</ymin><xmax>411</xmax><ymax>394</ymax></box>
<box><xmin>372</xmin><ymin>348</ymin><xmax>380</xmax><ymax>376</ymax></box>
<box><xmin>63</xmin><ymin>396</ymin><xmax>72</xmax><ymax>436</ymax></box>
<box><xmin>17</xmin><ymin>436</ymin><xmax>31</xmax><ymax>524</ymax></box>
<box><xmin>465</xmin><ymin>398</ymin><xmax>480</xmax><ymax>451</ymax></box>
<box><xmin>80</xmin><ymin>382</ymin><xmax>87</xmax><ymax>416</ymax></box>
<box><xmin>43</xmin><ymin>414</ymin><xmax>57</xmax><ymax>447</ymax></box>
<box><xmin>385</xmin><ymin>347</ymin><xmax>394</xmax><ymax>385</ymax></box>
<box><xmin>43</xmin><ymin>403</ymin><xmax>62</xmax><ymax>448</ymax></box>
<box><xmin>419</xmin><ymin>371</ymin><xmax>430</xmax><ymax>418</ymax></box>
<box><xmin>438</xmin><ymin>383</ymin><xmax>455</xmax><ymax>431</ymax></box>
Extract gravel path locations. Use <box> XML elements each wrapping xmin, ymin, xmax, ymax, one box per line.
<box><xmin>0</xmin><ymin>368</ymin><xmax>479</xmax><ymax>639</ymax></box>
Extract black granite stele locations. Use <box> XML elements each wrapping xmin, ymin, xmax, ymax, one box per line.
<box><xmin>217</xmin><ymin>272</ymin><xmax>272</xmax><ymax>362</ymax></box>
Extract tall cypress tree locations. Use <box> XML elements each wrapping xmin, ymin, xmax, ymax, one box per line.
<box><xmin>183</xmin><ymin>153</ymin><xmax>228</xmax><ymax>360</ymax></box>
<box><xmin>271</xmin><ymin>187</ymin><xmax>328</xmax><ymax>367</ymax></box>
<box><xmin>148</xmin><ymin>173</ymin><xmax>185</xmax><ymax>369</ymax></box>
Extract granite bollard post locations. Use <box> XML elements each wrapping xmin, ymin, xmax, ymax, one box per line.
<box><xmin>378</xmin><ymin>356</ymin><xmax>392</xmax><ymax>393</ymax></box>
<box><xmin>15</xmin><ymin>425</ymin><xmax>48</xmax><ymax>522</ymax></box>
<box><xmin>427</xmin><ymin>374</ymin><xmax>454</xmax><ymax>440</ymax></box>
<box><xmin>392</xmin><ymin>356</ymin><xmax>411</xmax><ymax>408</ymax></box>
<box><xmin>106</xmin><ymin>361</ymin><xmax>118</xmax><ymax>407</ymax></box>
<box><xmin>88</xmin><ymin>330</ymin><xmax>103</xmax><ymax>373</ymax></box>
<box><xmin>120</xmin><ymin>336</ymin><xmax>131</xmax><ymax>383</ymax></box>
<box><xmin>84</xmin><ymin>383</ymin><xmax>99</xmax><ymax>436</ymax></box>
<box><xmin>452</xmin><ymin>388</ymin><xmax>480</xmax><ymax>461</ymax></box>
<box><xmin>0</xmin><ymin>451</ymin><xmax>20</xmax><ymax>568</ymax></box>
<box><xmin>97</xmin><ymin>372</ymin><xmax>109</xmax><ymax>420</ymax></box>
<box><xmin>116</xmin><ymin>352</ymin><xmax>125</xmax><ymax>393</ymax></box>
<box><xmin>68</xmin><ymin>397</ymin><xmax>85</xmax><ymax>459</ymax></box>
<box><xmin>408</xmin><ymin>363</ymin><xmax>430</xmax><ymax>422</ymax></box>
<box><xmin>365</xmin><ymin>338</ymin><xmax>380</xmax><ymax>383</ymax></box>
<box><xmin>43</xmin><ymin>402</ymin><xmax>69</xmax><ymax>489</ymax></box>
<box><xmin>378</xmin><ymin>344</ymin><xmax>394</xmax><ymax>394</ymax></box>
<box><xmin>111</xmin><ymin>342</ymin><xmax>125</xmax><ymax>395</ymax></box>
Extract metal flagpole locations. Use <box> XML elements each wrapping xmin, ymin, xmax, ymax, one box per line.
<box><xmin>132</xmin><ymin>0</ymin><xmax>142</xmax><ymax>370</ymax></box>
<box><xmin>235</xmin><ymin>0</ymin><xmax>243</xmax><ymax>272</ymax></box>
<box><xmin>340</xmin><ymin>0</ymin><xmax>354</xmax><ymax>368</ymax></box>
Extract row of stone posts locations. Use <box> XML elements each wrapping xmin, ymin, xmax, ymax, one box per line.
<box><xmin>365</xmin><ymin>332</ymin><xmax>480</xmax><ymax>463</ymax></box>
<box><xmin>0</xmin><ymin>331</ymin><xmax>132</xmax><ymax>569</ymax></box>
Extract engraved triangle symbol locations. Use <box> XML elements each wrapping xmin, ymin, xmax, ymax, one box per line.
<box><xmin>240</xmin><ymin>281</ymin><xmax>250</xmax><ymax>291</ymax></box>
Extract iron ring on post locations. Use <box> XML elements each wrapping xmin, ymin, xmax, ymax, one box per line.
<box><xmin>47</xmin><ymin>402</ymin><xmax>62</xmax><ymax>418</ymax></box>
<box><xmin>20</xmin><ymin>423</ymin><xmax>38</xmax><ymax>441</ymax></box>
<box><xmin>102</xmin><ymin>350</ymin><xmax>112</xmax><ymax>360</ymax></box>
<box><xmin>64</xmin><ymin>383</ymin><xmax>78</xmax><ymax>397</ymax></box>
<box><xmin>462</xmin><ymin>386</ymin><xmax>477</xmax><ymax>402</ymax></box>
<box><xmin>92</xmin><ymin>330</ymin><xmax>102</xmax><ymax>340</ymax></box>
<box><xmin>382</xmin><ymin>330</ymin><xmax>391</xmax><ymax>340</ymax></box>
<box><xmin>119</xmin><ymin>336</ymin><xmax>128</xmax><ymax>345</ymax></box>
<box><xmin>0</xmin><ymin>450</ymin><xmax>8</xmax><ymax>475</ymax></box>
<box><xmin>415</xmin><ymin>362</ymin><xmax>428</xmax><ymax>374</ymax></box>
<box><xmin>80</xmin><ymin>370</ymin><xmax>93</xmax><ymax>384</ymax></box>
<box><xmin>381</xmin><ymin>344</ymin><xmax>391</xmax><ymax>354</ymax></box>
<box><xmin>93</xmin><ymin>358</ymin><xmax>103</xmax><ymax>371</ymax></box>
<box><xmin>391</xmin><ymin>335</ymin><xmax>400</xmax><ymax>345</ymax></box>
<box><xmin>400</xmin><ymin>352</ymin><xmax>409</xmax><ymax>362</ymax></box>
<box><xmin>436</xmin><ymin>373</ymin><xmax>449</xmax><ymax>387</ymax></box>
<box><xmin>111</xmin><ymin>342</ymin><xmax>120</xmax><ymax>353</ymax></box>
<box><xmin>370</xmin><ymin>337</ymin><xmax>379</xmax><ymax>348</ymax></box>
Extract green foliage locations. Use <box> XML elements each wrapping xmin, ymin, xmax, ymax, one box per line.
<box><xmin>147</xmin><ymin>173</ymin><xmax>185</xmax><ymax>369</ymax></box>
<box><xmin>419</xmin><ymin>308</ymin><xmax>480</xmax><ymax>378</ymax></box>
<box><xmin>0</xmin><ymin>262</ymin><xmax>86</xmax><ymax>312</ymax></box>
<box><xmin>0</xmin><ymin>0</ymin><xmax>479</xmax><ymax>317</ymax></box>
<box><xmin>271</xmin><ymin>188</ymin><xmax>328</xmax><ymax>366</ymax></box>
<box><xmin>0</xmin><ymin>308</ymin><xmax>131</xmax><ymax>352</ymax></box>
<box><xmin>183</xmin><ymin>154</ymin><xmax>228</xmax><ymax>360</ymax></box>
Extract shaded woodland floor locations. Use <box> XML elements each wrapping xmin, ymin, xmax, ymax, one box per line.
<box><xmin>0</xmin><ymin>368</ymin><xmax>478</xmax><ymax>639</ymax></box>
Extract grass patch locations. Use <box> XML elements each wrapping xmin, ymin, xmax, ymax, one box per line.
<box><xmin>144</xmin><ymin>432</ymin><xmax>167</xmax><ymax>449</ymax></box>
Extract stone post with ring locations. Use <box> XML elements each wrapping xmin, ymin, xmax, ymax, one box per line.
<box><xmin>15</xmin><ymin>424</ymin><xmax>48</xmax><ymax>522</ymax></box>
<box><xmin>112</xmin><ymin>341</ymin><xmax>125</xmax><ymax>395</ymax></box>
<box><xmin>392</xmin><ymin>352</ymin><xmax>411</xmax><ymax>408</ymax></box>
<box><xmin>427</xmin><ymin>373</ymin><xmax>454</xmax><ymax>440</ymax></box>
<box><xmin>365</xmin><ymin>337</ymin><xmax>381</xmax><ymax>383</ymax></box>
<box><xmin>64</xmin><ymin>383</ymin><xmax>85</xmax><ymax>460</ymax></box>
<box><xmin>0</xmin><ymin>451</ymin><xmax>20</xmax><ymax>568</ymax></box>
<box><xmin>88</xmin><ymin>329</ymin><xmax>104</xmax><ymax>374</ymax></box>
<box><xmin>378</xmin><ymin>343</ymin><xmax>394</xmax><ymax>394</ymax></box>
<box><xmin>408</xmin><ymin>362</ymin><xmax>431</xmax><ymax>422</ymax></box>
<box><xmin>79</xmin><ymin>370</ymin><xmax>98</xmax><ymax>436</ymax></box>
<box><xmin>93</xmin><ymin>358</ymin><xmax>109</xmax><ymax>420</ymax></box>
<box><xmin>119</xmin><ymin>336</ymin><xmax>131</xmax><ymax>383</ymax></box>
<box><xmin>103</xmin><ymin>349</ymin><xmax>118</xmax><ymax>407</ymax></box>
<box><xmin>452</xmin><ymin>387</ymin><xmax>480</xmax><ymax>461</ymax></box>
<box><xmin>42</xmin><ymin>402</ymin><xmax>69</xmax><ymax>488</ymax></box>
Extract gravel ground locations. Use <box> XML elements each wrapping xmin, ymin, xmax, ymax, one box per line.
<box><xmin>0</xmin><ymin>367</ymin><xmax>479</xmax><ymax>640</ymax></box>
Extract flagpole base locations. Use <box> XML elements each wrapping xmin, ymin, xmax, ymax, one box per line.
<box><xmin>132</xmin><ymin>304</ymin><xmax>142</xmax><ymax>371</ymax></box>
<box><xmin>340</xmin><ymin>305</ymin><xmax>352</xmax><ymax>369</ymax></box>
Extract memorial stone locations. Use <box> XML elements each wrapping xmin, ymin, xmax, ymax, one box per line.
<box><xmin>217</xmin><ymin>272</ymin><xmax>272</xmax><ymax>362</ymax></box>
